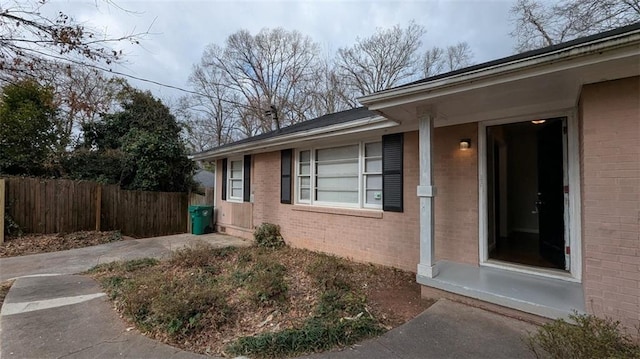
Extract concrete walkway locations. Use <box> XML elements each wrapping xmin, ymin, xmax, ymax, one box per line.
<box><xmin>0</xmin><ymin>233</ymin><xmax>538</xmax><ymax>359</ymax></box>
<box><xmin>0</xmin><ymin>233</ymin><xmax>251</xmax><ymax>282</ymax></box>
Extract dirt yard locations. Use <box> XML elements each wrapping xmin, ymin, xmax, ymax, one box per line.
<box><xmin>90</xmin><ymin>244</ymin><xmax>435</xmax><ymax>357</ymax></box>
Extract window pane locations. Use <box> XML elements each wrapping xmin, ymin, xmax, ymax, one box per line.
<box><xmin>300</xmin><ymin>188</ymin><xmax>310</xmax><ymax>200</ymax></box>
<box><xmin>299</xmin><ymin>176</ymin><xmax>310</xmax><ymax>186</ymax></box>
<box><xmin>299</xmin><ymin>150</ymin><xmax>310</xmax><ymax>162</ymax></box>
<box><xmin>231</xmin><ymin>179</ymin><xmax>242</xmax><ymax>189</ymax></box>
<box><xmin>316</xmin><ymin>161</ymin><xmax>358</xmax><ymax>176</ymax></box>
<box><xmin>231</xmin><ymin>160</ymin><xmax>242</xmax><ymax>171</ymax></box>
<box><xmin>316</xmin><ymin>145</ymin><xmax>358</xmax><ymax>161</ymax></box>
<box><xmin>299</xmin><ymin>163</ymin><xmax>310</xmax><ymax>175</ymax></box>
<box><xmin>316</xmin><ymin>190</ymin><xmax>358</xmax><ymax>203</ymax></box>
<box><xmin>316</xmin><ymin>176</ymin><xmax>358</xmax><ymax>191</ymax></box>
<box><xmin>231</xmin><ymin>169</ymin><xmax>242</xmax><ymax>179</ymax></box>
<box><xmin>365</xmin><ymin>174</ymin><xmax>382</xmax><ymax>189</ymax></box>
<box><xmin>365</xmin><ymin>142</ymin><xmax>382</xmax><ymax>157</ymax></box>
<box><xmin>365</xmin><ymin>158</ymin><xmax>382</xmax><ymax>173</ymax></box>
<box><xmin>366</xmin><ymin>190</ymin><xmax>383</xmax><ymax>204</ymax></box>
<box><xmin>231</xmin><ymin>188</ymin><xmax>243</xmax><ymax>198</ymax></box>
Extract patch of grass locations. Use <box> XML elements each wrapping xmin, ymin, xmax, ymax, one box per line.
<box><xmin>91</xmin><ymin>244</ymin><xmax>427</xmax><ymax>357</ymax></box>
<box><xmin>254</xmin><ymin>223</ymin><xmax>285</xmax><ymax>249</ymax></box>
<box><xmin>227</xmin><ymin>315</ymin><xmax>384</xmax><ymax>358</ymax></box>
<box><xmin>170</xmin><ymin>243</ymin><xmax>237</xmax><ymax>270</ymax></box>
<box><xmin>306</xmin><ymin>254</ymin><xmax>353</xmax><ymax>291</ymax></box>
<box><xmin>527</xmin><ymin>312</ymin><xmax>640</xmax><ymax>359</ymax></box>
<box><xmin>107</xmin><ymin>270</ymin><xmax>231</xmax><ymax>340</ymax></box>
<box><xmin>88</xmin><ymin>258</ymin><xmax>160</xmax><ymax>274</ymax></box>
<box><xmin>227</xmin><ymin>251</ymin><xmax>383</xmax><ymax>358</ymax></box>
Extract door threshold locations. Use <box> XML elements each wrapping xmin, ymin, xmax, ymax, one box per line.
<box><xmin>483</xmin><ymin>259</ymin><xmax>576</xmax><ymax>282</ymax></box>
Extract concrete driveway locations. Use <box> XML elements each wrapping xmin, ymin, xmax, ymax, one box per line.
<box><xmin>0</xmin><ymin>233</ymin><xmax>251</xmax><ymax>282</ymax></box>
<box><xmin>0</xmin><ymin>233</ymin><xmax>538</xmax><ymax>359</ymax></box>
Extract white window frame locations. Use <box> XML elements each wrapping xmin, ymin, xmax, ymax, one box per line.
<box><xmin>227</xmin><ymin>157</ymin><xmax>244</xmax><ymax>203</ymax></box>
<box><xmin>295</xmin><ymin>141</ymin><xmax>382</xmax><ymax>210</ymax></box>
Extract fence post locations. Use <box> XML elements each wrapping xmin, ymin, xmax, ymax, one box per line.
<box><xmin>0</xmin><ymin>178</ymin><xmax>5</xmax><ymax>243</ymax></box>
<box><xmin>95</xmin><ymin>185</ymin><xmax>102</xmax><ymax>232</ymax></box>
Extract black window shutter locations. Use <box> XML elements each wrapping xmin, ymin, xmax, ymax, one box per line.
<box><xmin>221</xmin><ymin>158</ymin><xmax>227</xmax><ymax>201</ymax></box>
<box><xmin>281</xmin><ymin>149</ymin><xmax>293</xmax><ymax>204</ymax></box>
<box><xmin>382</xmin><ymin>133</ymin><xmax>404</xmax><ymax>212</ymax></box>
<box><xmin>243</xmin><ymin>155</ymin><xmax>251</xmax><ymax>202</ymax></box>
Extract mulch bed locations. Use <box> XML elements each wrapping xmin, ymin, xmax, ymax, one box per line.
<box><xmin>0</xmin><ymin>231</ymin><xmax>124</xmax><ymax>257</ymax></box>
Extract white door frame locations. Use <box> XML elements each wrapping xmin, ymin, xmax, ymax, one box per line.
<box><xmin>478</xmin><ymin>109</ymin><xmax>582</xmax><ymax>282</ymax></box>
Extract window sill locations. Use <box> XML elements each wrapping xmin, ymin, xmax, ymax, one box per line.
<box><xmin>291</xmin><ymin>205</ymin><xmax>383</xmax><ymax>219</ymax></box>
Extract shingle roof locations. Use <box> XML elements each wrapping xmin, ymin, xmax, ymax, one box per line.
<box><xmin>393</xmin><ymin>22</ymin><xmax>640</xmax><ymax>90</ymax></box>
<box><xmin>191</xmin><ymin>107</ymin><xmax>376</xmax><ymax>156</ymax></box>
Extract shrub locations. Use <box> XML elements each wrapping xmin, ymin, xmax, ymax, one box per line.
<box><xmin>527</xmin><ymin>313</ymin><xmax>640</xmax><ymax>359</ymax></box>
<box><xmin>3</xmin><ymin>212</ymin><xmax>22</xmax><ymax>237</ymax></box>
<box><xmin>254</xmin><ymin>223</ymin><xmax>285</xmax><ymax>249</ymax></box>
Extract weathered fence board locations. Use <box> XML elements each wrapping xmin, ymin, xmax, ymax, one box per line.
<box><xmin>2</xmin><ymin>177</ymin><xmax>189</xmax><ymax>238</ymax></box>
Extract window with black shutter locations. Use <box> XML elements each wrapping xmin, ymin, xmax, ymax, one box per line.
<box><xmin>382</xmin><ymin>133</ymin><xmax>404</xmax><ymax>212</ymax></box>
<box><xmin>243</xmin><ymin>155</ymin><xmax>251</xmax><ymax>202</ymax></box>
<box><xmin>281</xmin><ymin>149</ymin><xmax>293</xmax><ymax>204</ymax></box>
<box><xmin>221</xmin><ymin>158</ymin><xmax>227</xmax><ymax>201</ymax></box>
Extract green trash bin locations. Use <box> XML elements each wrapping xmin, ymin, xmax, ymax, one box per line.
<box><xmin>189</xmin><ymin>205</ymin><xmax>213</xmax><ymax>235</ymax></box>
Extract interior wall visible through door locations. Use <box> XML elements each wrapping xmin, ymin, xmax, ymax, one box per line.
<box><xmin>486</xmin><ymin>118</ymin><xmax>568</xmax><ymax>271</ymax></box>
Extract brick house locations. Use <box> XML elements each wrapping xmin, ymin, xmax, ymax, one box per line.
<box><xmin>192</xmin><ymin>24</ymin><xmax>640</xmax><ymax>329</ymax></box>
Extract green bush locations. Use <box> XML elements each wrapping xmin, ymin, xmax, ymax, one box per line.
<box><xmin>527</xmin><ymin>313</ymin><xmax>640</xmax><ymax>359</ymax></box>
<box><xmin>254</xmin><ymin>223</ymin><xmax>285</xmax><ymax>249</ymax></box>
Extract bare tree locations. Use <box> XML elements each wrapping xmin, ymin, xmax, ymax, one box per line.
<box><xmin>335</xmin><ymin>22</ymin><xmax>425</xmax><ymax>99</ymax></box>
<box><xmin>422</xmin><ymin>42</ymin><xmax>474</xmax><ymax>77</ymax></box>
<box><xmin>178</xmin><ymin>47</ymin><xmax>237</xmax><ymax>152</ymax></box>
<box><xmin>511</xmin><ymin>0</ymin><xmax>640</xmax><ymax>52</ymax></box>
<box><xmin>0</xmin><ymin>0</ymin><xmax>146</xmax><ymax>79</ymax></box>
<box><xmin>200</xmin><ymin>28</ymin><xmax>321</xmax><ymax>134</ymax></box>
<box><xmin>305</xmin><ymin>58</ymin><xmax>354</xmax><ymax>117</ymax></box>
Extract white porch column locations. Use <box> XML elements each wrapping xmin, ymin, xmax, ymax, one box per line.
<box><xmin>417</xmin><ymin>110</ymin><xmax>438</xmax><ymax>278</ymax></box>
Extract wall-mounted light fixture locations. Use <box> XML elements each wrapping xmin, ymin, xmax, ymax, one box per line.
<box><xmin>459</xmin><ymin>138</ymin><xmax>471</xmax><ymax>150</ymax></box>
<box><xmin>531</xmin><ymin>119</ymin><xmax>546</xmax><ymax>125</ymax></box>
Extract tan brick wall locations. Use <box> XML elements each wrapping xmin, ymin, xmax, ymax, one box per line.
<box><xmin>580</xmin><ymin>76</ymin><xmax>640</xmax><ymax>330</ymax></box>
<box><xmin>214</xmin><ymin>127</ymin><xmax>479</xmax><ymax>272</ymax></box>
<box><xmin>251</xmin><ymin>131</ymin><xmax>421</xmax><ymax>272</ymax></box>
<box><xmin>433</xmin><ymin>123</ymin><xmax>479</xmax><ymax>265</ymax></box>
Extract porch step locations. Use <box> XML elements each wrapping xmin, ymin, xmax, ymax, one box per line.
<box><xmin>417</xmin><ymin>260</ymin><xmax>585</xmax><ymax>320</ymax></box>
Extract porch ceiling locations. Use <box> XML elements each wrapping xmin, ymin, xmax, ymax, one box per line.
<box><xmin>375</xmin><ymin>49</ymin><xmax>640</xmax><ymax>127</ymax></box>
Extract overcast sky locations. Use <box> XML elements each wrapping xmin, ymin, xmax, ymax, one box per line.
<box><xmin>49</xmin><ymin>0</ymin><xmax>516</xmax><ymax>102</ymax></box>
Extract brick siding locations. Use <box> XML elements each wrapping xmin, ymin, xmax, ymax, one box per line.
<box><xmin>580</xmin><ymin>76</ymin><xmax>640</xmax><ymax>331</ymax></box>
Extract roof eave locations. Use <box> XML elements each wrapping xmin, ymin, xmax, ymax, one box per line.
<box><xmin>191</xmin><ymin>115</ymin><xmax>398</xmax><ymax>161</ymax></box>
<box><xmin>359</xmin><ymin>28</ymin><xmax>640</xmax><ymax>109</ymax></box>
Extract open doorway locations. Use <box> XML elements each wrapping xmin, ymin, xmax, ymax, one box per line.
<box><xmin>486</xmin><ymin>118</ymin><xmax>568</xmax><ymax>271</ymax></box>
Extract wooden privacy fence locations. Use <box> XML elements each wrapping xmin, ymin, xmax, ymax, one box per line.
<box><xmin>2</xmin><ymin>177</ymin><xmax>191</xmax><ymax>238</ymax></box>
